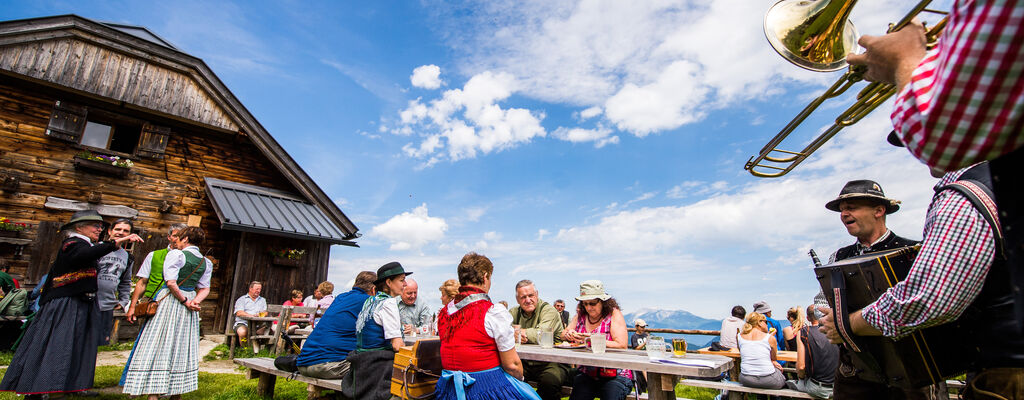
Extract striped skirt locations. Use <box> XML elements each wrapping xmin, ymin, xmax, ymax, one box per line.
<box><xmin>122</xmin><ymin>289</ymin><xmax>200</xmax><ymax>396</ymax></box>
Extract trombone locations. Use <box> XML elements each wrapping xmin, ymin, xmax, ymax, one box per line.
<box><xmin>744</xmin><ymin>0</ymin><xmax>947</xmax><ymax>178</ymax></box>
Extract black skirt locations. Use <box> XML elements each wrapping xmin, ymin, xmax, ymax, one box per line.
<box><xmin>0</xmin><ymin>296</ymin><xmax>100</xmax><ymax>394</ymax></box>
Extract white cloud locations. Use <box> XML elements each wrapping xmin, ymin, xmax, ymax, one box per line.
<box><xmin>411</xmin><ymin>64</ymin><xmax>443</xmax><ymax>89</ymax></box>
<box><xmin>393</xmin><ymin>71</ymin><xmax>547</xmax><ymax>164</ymax></box>
<box><xmin>370</xmin><ymin>203</ymin><xmax>449</xmax><ymax>251</ymax></box>
<box><xmin>464</xmin><ymin>207</ymin><xmax>487</xmax><ymax>222</ymax></box>
<box><xmin>483</xmin><ymin>231</ymin><xmax>502</xmax><ymax>241</ymax></box>
<box><xmin>551</xmin><ymin>126</ymin><xmax>618</xmax><ymax>148</ymax></box>
<box><xmin>536</xmin><ymin>229</ymin><xmax>550</xmax><ymax>240</ymax></box>
<box><xmin>577</xmin><ymin>106</ymin><xmax>603</xmax><ymax>121</ymax></box>
<box><xmin>604</xmin><ymin>60</ymin><xmax>709</xmax><ymax>136</ymax></box>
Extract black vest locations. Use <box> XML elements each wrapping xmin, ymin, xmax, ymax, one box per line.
<box><xmin>834</xmin><ymin>232</ymin><xmax>920</xmax><ymax>263</ymax></box>
<box><xmin>936</xmin><ymin>163</ymin><xmax>1024</xmax><ymax>369</ymax></box>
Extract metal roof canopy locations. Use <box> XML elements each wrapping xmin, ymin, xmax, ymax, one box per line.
<box><xmin>204</xmin><ymin>178</ymin><xmax>357</xmax><ymax>246</ymax></box>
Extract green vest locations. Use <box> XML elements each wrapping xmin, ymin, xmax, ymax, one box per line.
<box><xmin>143</xmin><ymin>248</ymin><xmax>169</xmax><ymax>298</ymax></box>
<box><xmin>178</xmin><ymin>251</ymin><xmax>206</xmax><ymax>290</ymax></box>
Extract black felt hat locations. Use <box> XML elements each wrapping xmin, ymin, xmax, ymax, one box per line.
<box><xmin>375</xmin><ymin>261</ymin><xmax>412</xmax><ymax>283</ymax></box>
<box><xmin>825</xmin><ymin>180</ymin><xmax>901</xmax><ymax>214</ymax></box>
<box><xmin>60</xmin><ymin>209</ymin><xmax>107</xmax><ymax>231</ymax></box>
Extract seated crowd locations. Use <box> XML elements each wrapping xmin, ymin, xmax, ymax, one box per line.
<box><xmin>244</xmin><ymin>253</ymin><xmax>836</xmax><ymax>400</ymax></box>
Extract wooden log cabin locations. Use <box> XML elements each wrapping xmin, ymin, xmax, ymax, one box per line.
<box><xmin>0</xmin><ymin>15</ymin><xmax>360</xmax><ymax>335</ymax></box>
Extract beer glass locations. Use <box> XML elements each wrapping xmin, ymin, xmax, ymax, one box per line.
<box><xmin>672</xmin><ymin>338</ymin><xmax>687</xmax><ymax>357</ymax></box>
<box><xmin>646</xmin><ymin>336</ymin><xmax>666</xmax><ymax>360</ymax></box>
<box><xmin>587</xmin><ymin>334</ymin><xmax>606</xmax><ymax>354</ymax></box>
<box><xmin>513</xmin><ymin>325</ymin><xmax>522</xmax><ymax>350</ymax></box>
<box><xmin>538</xmin><ymin>328</ymin><xmax>554</xmax><ymax>349</ymax></box>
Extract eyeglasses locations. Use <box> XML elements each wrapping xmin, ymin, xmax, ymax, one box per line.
<box><xmin>582</xmin><ymin>300</ymin><xmax>601</xmax><ymax>307</ymax></box>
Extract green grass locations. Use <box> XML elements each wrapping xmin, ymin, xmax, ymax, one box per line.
<box><xmin>0</xmin><ymin>352</ymin><xmax>11</xmax><ymax>366</ymax></box>
<box><xmin>0</xmin><ymin>365</ymin><xmax>310</xmax><ymax>400</ymax></box>
<box><xmin>97</xmin><ymin>341</ymin><xmax>134</xmax><ymax>352</ymax></box>
<box><xmin>203</xmin><ymin>343</ymin><xmax>277</xmax><ymax>362</ymax></box>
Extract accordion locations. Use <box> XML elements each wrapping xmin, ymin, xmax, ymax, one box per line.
<box><xmin>815</xmin><ymin>245</ymin><xmax>971</xmax><ymax>389</ymax></box>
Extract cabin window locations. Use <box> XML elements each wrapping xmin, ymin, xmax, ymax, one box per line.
<box><xmin>46</xmin><ymin>100</ymin><xmax>167</xmax><ymax>158</ymax></box>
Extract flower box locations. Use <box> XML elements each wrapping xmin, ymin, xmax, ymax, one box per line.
<box><xmin>73</xmin><ymin>155</ymin><xmax>131</xmax><ymax>177</ymax></box>
<box><xmin>0</xmin><ymin>230</ymin><xmax>20</xmax><ymax>238</ymax></box>
<box><xmin>272</xmin><ymin>256</ymin><xmax>303</xmax><ymax>267</ymax></box>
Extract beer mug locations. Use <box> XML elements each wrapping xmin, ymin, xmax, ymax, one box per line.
<box><xmin>538</xmin><ymin>328</ymin><xmax>554</xmax><ymax>349</ymax></box>
<box><xmin>672</xmin><ymin>338</ymin><xmax>687</xmax><ymax>357</ymax></box>
<box><xmin>586</xmin><ymin>334</ymin><xmax>607</xmax><ymax>354</ymax></box>
<box><xmin>646</xmin><ymin>336</ymin><xmax>666</xmax><ymax>360</ymax></box>
<box><xmin>512</xmin><ymin>325</ymin><xmax>522</xmax><ymax>350</ymax></box>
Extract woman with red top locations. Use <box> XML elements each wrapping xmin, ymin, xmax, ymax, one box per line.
<box><xmin>434</xmin><ymin>253</ymin><xmax>540</xmax><ymax>400</ymax></box>
<box><xmin>273</xmin><ymin>290</ymin><xmax>306</xmax><ymax>335</ymax></box>
<box><xmin>561</xmin><ymin>280</ymin><xmax>633</xmax><ymax>400</ymax></box>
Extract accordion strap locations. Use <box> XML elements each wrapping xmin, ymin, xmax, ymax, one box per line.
<box><xmin>829</xmin><ymin>267</ymin><xmax>861</xmax><ymax>353</ymax></box>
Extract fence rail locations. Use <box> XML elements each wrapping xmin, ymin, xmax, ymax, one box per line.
<box><xmin>627</xmin><ymin>327</ymin><xmax>720</xmax><ymax>336</ymax></box>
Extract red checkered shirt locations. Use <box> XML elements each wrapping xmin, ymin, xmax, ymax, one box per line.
<box><xmin>890</xmin><ymin>0</ymin><xmax>1024</xmax><ymax>172</ymax></box>
<box><xmin>861</xmin><ymin>167</ymin><xmax>997</xmax><ymax>338</ymax></box>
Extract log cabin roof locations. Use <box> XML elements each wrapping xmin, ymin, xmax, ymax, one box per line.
<box><xmin>0</xmin><ymin>14</ymin><xmax>360</xmax><ymax>241</ymax></box>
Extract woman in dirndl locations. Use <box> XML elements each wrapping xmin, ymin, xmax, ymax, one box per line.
<box><xmin>434</xmin><ymin>252</ymin><xmax>540</xmax><ymax>400</ymax></box>
<box><xmin>0</xmin><ymin>210</ymin><xmax>143</xmax><ymax>399</ymax></box>
<box><xmin>121</xmin><ymin>226</ymin><xmax>212</xmax><ymax>399</ymax></box>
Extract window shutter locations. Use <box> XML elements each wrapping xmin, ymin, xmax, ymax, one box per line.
<box><xmin>137</xmin><ymin>123</ymin><xmax>171</xmax><ymax>159</ymax></box>
<box><xmin>45</xmin><ymin>100</ymin><xmax>87</xmax><ymax>142</ymax></box>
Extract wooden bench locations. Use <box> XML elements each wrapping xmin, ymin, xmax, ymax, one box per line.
<box><xmin>228</xmin><ymin>305</ymin><xmax>320</xmax><ymax>358</ymax></box>
<box><xmin>675</xmin><ymin>378</ymin><xmax>815</xmax><ymax>399</ymax></box>
<box><xmin>235</xmin><ymin>357</ymin><xmax>342</xmax><ymax>400</ymax></box>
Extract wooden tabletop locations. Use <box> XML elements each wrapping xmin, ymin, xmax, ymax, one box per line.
<box><xmin>516</xmin><ymin>344</ymin><xmax>731</xmax><ymax>378</ymax></box>
<box><xmin>696</xmin><ymin>348</ymin><xmax>798</xmax><ymax>363</ymax></box>
<box><xmin>239</xmin><ymin>316</ymin><xmax>279</xmax><ymax>323</ymax></box>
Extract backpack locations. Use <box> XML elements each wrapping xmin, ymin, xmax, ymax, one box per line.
<box><xmin>0</xmin><ymin>288</ymin><xmax>29</xmax><ymax>316</ymax></box>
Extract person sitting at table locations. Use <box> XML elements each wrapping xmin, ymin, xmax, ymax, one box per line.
<box><xmin>295</xmin><ymin>271</ymin><xmax>376</xmax><ymax>379</ymax></box>
<box><xmin>434</xmin><ymin>252</ymin><xmax>539</xmax><ymax>400</ymax></box>
<box><xmin>272</xmin><ymin>289</ymin><xmax>307</xmax><ymax>335</ymax></box>
<box><xmin>782</xmin><ymin>306</ymin><xmax>806</xmax><ymax>352</ymax></box>
<box><xmin>347</xmin><ymin>262</ymin><xmax>410</xmax><ymax>399</ymax></box>
<box><xmin>561</xmin><ymin>280</ymin><xmax>633</xmax><ymax>400</ymax></box>
<box><xmin>737</xmin><ymin>312</ymin><xmax>784</xmax><ymax>390</ymax></box>
<box><xmin>509</xmin><ymin>279</ymin><xmax>570</xmax><ymax>400</ymax></box>
<box><xmin>234</xmin><ymin>281</ymin><xmax>267</xmax><ymax>345</ymax></box>
<box><xmin>785</xmin><ymin>305</ymin><xmax>838</xmax><ymax>399</ymax></box>
<box><xmin>629</xmin><ymin>318</ymin><xmax>649</xmax><ymax>350</ymax></box>
<box><xmin>712</xmin><ymin>305</ymin><xmax>746</xmax><ymax>351</ymax></box>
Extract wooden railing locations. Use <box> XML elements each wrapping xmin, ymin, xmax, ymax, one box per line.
<box><xmin>627</xmin><ymin>327</ymin><xmax>720</xmax><ymax>336</ymax></box>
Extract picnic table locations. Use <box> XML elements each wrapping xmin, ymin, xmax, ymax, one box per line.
<box><xmin>230</xmin><ymin>305</ymin><xmax>318</xmax><ymax>357</ymax></box>
<box><xmin>516</xmin><ymin>344</ymin><xmax>732</xmax><ymax>400</ymax></box>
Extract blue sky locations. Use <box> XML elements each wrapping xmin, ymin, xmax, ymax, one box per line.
<box><xmin>2</xmin><ymin>1</ymin><xmax>952</xmax><ymax>321</ymax></box>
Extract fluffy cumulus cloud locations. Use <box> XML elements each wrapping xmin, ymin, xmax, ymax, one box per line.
<box><xmin>370</xmin><ymin>203</ymin><xmax>449</xmax><ymax>250</ymax></box>
<box><xmin>411</xmin><ymin>64</ymin><xmax>443</xmax><ymax>89</ymax></box>
<box><xmin>417</xmin><ymin>0</ymin><xmax>922</xmax><ymax>139</ymax></box>
<box><xmin>394</xmin><ymin>71</ymin><xmax>548</xmax><ymax>164</ymax></box>
<box><xmin>551</xmin><ymin>125</ymin><xmax>618</xmax><ymax>148</ymax></box>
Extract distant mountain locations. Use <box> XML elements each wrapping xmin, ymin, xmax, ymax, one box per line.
<box><xmin>622</xmin><ymin>308</ymin><xmax>723</xmax><ymax>349</ymax></box>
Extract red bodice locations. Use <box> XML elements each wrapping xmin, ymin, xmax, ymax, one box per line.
<box><xmin>438</xmin><ymin>288</ymin><xmax>500</xmax><ymax>372</ymax></box>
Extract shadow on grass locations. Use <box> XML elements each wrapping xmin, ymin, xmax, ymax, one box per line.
<box><xmin>0</xmin><ymin>365</ymin><xmax>309</xmax><ymax>400</ymax></box>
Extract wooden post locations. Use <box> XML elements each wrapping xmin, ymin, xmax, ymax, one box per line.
<box><xmin>256</xmin><ymin>372</ymin><xmax>276</xmax><ymax>397</ymax></box>
<box><xmin>274</xmin><ymin>306</ymin><xmax>292</xmax><ymax>356</ymax></box>
<box><xmin>647</xmin><ymin>372</ymin><xmax>676</xmax><ymax>400</ymax></box>
<box><xmin>727</xmin><ymin>362</ymin><xmax>742</xmax><ymax>400</ymax></box>
<box><xmin>306</xmin><ymin>383</ymin><xmax>321</xmax><ymax>400</ymax></box>
<box><xmin>109</xmin><ymin>318</ymin><xmax>120</xmax><ymax>346</ymax></box>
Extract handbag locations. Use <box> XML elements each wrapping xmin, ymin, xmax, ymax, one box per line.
<box><xmin>132</xmin><ymin>260</ymin><xmax>203</xmax><ymax>319</ymax></box>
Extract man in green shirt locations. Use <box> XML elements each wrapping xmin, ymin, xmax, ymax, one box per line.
<box><xmin>509</xmin><ymin>279</ymin><xmax>572</xmax><ymax>400</ymax></box>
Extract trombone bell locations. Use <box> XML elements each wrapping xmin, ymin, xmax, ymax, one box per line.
<box><xmin>764</xmin><ymin>0</ymin><xmax>860</xmax><ymax>72</ymax></box>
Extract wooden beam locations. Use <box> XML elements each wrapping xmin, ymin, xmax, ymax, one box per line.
<box><xmin>44</xmin><ymin>196</ymin><xmax>140</xmax><ymax>218</ymax></box>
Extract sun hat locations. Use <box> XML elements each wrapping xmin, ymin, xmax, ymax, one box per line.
<box><xmin>375</xmin><ymin>261</ymin><xmax>412</xmax><ymax>283</ymax></box>
<box><xmin>60</xmin><ymin>210</ymin><xmax>107</xmax><ymax>231</ymax></box>
<box><xmin>753</xmin><ymin>301</ymin><xmax>772</xmax><ymax>314</ymax></box>
<box><xmin>575</xmin><ymin>280</ymin><xmax>611</xmax><ymax>301</ymax></box>
<box><xmin>824</xmin><ymin>180</ymin><xmax>901</xmax><ymax>214</ymax></box>
<box><xmin>634</xmin><ymin>318</ymin><xmax>647</xmax><ymax>328</ymax></box>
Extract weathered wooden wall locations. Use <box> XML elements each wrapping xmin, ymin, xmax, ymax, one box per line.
<box><xmin>0</xmin><ymin>79</ymin><xmax>323</xmax><ymax>333</ymax></box>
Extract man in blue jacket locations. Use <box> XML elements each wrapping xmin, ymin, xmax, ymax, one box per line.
<box><xmin>296</xmin><ymin>271</ymin><xmax>377</xmax><ymax>379</ymax></box>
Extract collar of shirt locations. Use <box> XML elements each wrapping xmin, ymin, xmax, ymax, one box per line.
<box><xmin>68</xmin><ymin>232</ymin><xmax>95</xmax><ymax>245</ymax></box>
<box><xmin>934</xmin><ymin>164</ymin><xmax>974</xmax><ymax>189</ymax></box>
<box><xmin>855</xmin><ymin>229</ymin><xmax>892</xmax><ymax>253</ymax></box>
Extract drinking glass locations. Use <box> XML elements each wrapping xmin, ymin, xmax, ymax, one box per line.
<box><xmin>513</xmin><ymin>325</ymin><xmax>522</xmax><ymax>350</ymax></box>
<box><xmin>646</xmin><ymin>336</ymin><xmax>666</xmax><ymax>360</ymax></box>
<box><xmin>538</xmin><ymin>329</ymin><xmax>554</xmax><ymax>349</ymax></box>
<box><xmin>587</xmin><ymin>334</ymin><xmax>607</xmax><ymax>354</ymax></box>
<box><xmin>672</xmin><ymin>338</ymin><xmax>687</xmax><ymax>357</ymax></box>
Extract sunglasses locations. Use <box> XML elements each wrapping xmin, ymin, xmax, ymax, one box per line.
<box><xmin>582</xmin><ymin>300</ymin><xmax>602</xmax><ymax>307</ymax></box>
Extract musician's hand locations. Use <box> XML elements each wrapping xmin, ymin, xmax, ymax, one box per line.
<box><xmin>845</xmin><ymin>19</ymin><xmax>927</xmax><ymax>90</ymax></box>
<box><xmin>817</xmin><ymin>306</ymin><xmax>844</xmax><ymax>344</ymax></box>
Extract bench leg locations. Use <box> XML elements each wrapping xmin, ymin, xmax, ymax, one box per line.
<box><xmin>256</xmin><ymin>372</ymin><xmax>276</xmax><ymax>397</ymax></box>
<box><xmin>109</xmin><ymin>318</ymin><xmax>120</xmax><ymax>346</ymax></box>
<box><xmin>647</xmin><ymin>372</ymin><xmax>676</xmax><ymax>400</ymax></box>
<box><xmin>306</xmin><ymin>383</ymin><xmax>320</xmax><ymax>400</ymax></box>
<box><xmin>727</xmin><ymin>363</ymin><xmax>742</xmax><ymax>400</ymax></box>
<box><xmin>229</xmin><ymin>336</ymin><xmax>236</xmax><ymax>359</ymax></box>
